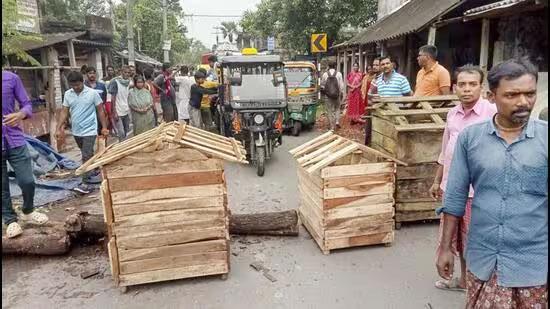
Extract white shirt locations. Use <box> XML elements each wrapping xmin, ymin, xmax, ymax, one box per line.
<box><xmin>175</xmin><ymin>76</ymin><xmax>194</xmax><ymax>120</ymax></box>
<box><xmin>321</xmin><ymin>69</ymin><xmax>345</xmax><ymax>96</ymax></box>
<box><xmin>114</xmin><ymin>79</ymin><xmax>130</xmax><ymax>116</ymax></box>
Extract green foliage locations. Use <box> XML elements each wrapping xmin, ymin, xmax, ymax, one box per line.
<box><xmin>114</xmin><ymin>0</ymin><xmax>190</xmax><ymax>63</ymax></box>
<box><xmin>174</xmin><ymin>39</ymin><xmax>209</xmax><ymax>65</ymax></box>
<box><xmin>2</xmin><ymin>0</ymin><xmax>41</xmax><ymax>65</ymax></box>
<box><xmin>219</xmin><ymin>21</ymin><xmax>238</xmax><ymax>43</ymax></box>
<box><xmin>240</xmin><ymin>0</ymin><xmax>377</xmax><ymax>54</ymax></box>
<box><xmin>41</xmin><ymin>0</ymin><xmax>108</xmax><ymax>24</ymax></box>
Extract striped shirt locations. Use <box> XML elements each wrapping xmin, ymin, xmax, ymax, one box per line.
<box><xmin>369</xmin><ymin>70</ymin><xmax>412</xmax><ymax>97</ymax></box>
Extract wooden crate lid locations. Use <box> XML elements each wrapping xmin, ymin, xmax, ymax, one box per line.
<box><xmin>289</xmin><ymin>131</ymin><xmax>407</xmax><ymax>174</ymax></box>
<box><xmin>370</xmin><ymin>95</ymin><xmax>459</xmax><ymax>132</ymax></box>
<box><xmin>76</xmin><ymin>122</ymin><xmax>248</xmax><ymax>175</ymax></box>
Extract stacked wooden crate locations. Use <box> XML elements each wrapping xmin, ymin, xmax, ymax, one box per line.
<box><xmin>370</xmin><ymin>95</ymin><xmax>458</xmax><ymax>229</ymax></box>
<box><xmin>290</xmin><ymin>132</ymin><xmax>404</xmax><ymax>254</ymax></box>
<box><xmin>76</xmin><ymin>122</ymin><xmax>247</xmax><ymax>289</ymax></box>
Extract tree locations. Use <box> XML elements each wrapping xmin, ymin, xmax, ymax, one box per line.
<box><xmin>41</xmin><ymin>0</ymin><xmax>109</xmax><ymax>24</ymax></box>
<box><xmin>239</xmin><ymin>0</ymin><xmax>377</xmax><ymax>54</ymax></box>
<box><xmin>175</xmin><ymin>39</ymin><xmax>209</xmax><ymax>65</ymax></box>
<box><xmin>2</xmin><ymin>0</ymin><xmax>41</xmax><ymax>65</ymax></box>
<box><xmin>220</xmin><ymin>21</ymin><xmax>238</xmax><ymax>43</ymax></box>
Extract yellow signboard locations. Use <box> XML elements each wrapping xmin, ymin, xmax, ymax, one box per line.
<box><xmin>311</xmin><ymin>33</ymin><xmax>327</xmax><ymax>53</ymax></box>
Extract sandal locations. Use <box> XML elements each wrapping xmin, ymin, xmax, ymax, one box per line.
<box><xmin>435</xmin><ymin>277</ymin><xmax>466</xmax><ymax>292</ymax></box>
<box><xmin>6</xmin><ymin>222</ymin><xmax>23</xmax><ymax>238</ymax></box>
<box><xmin>20</xmin><ymin>211</ymin><xmax>49</xmax><ymax>225</ymax></box>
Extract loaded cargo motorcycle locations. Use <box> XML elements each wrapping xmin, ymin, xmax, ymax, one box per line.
<box><xmin>217</xmin><ymin>48</ymin><xmax>287</xmax><ymax>176</ymax></box>
<box><xmin>283</xmin><ymin>61</ymin><xmax>319</xmax><ymax>136</ymax></box>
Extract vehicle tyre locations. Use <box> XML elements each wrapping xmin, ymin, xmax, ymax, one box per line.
<box><xmin>292</xmin><ymin>121</ymin><xmax>302</xmax><ymax>136</ymax></box>
<box><xmin>256</xmin><ymin>146</ymin><xmax>265</xmax><ymax>177</ymax></box>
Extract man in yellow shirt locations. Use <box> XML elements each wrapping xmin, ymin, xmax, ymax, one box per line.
<box><xmin>415</xmin><ymin>45</ymin><xmax>451</xmax><ymax>96</ymax></box>
<box><xmin>198</xmin><ymin>68</ymin><xmax>218</xmax><ymax>131</ymax></box>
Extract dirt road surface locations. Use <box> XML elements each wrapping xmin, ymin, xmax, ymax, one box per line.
<box><xmin>2</xmin><ymin>129</ymin><xmax>465</xmax><ymax>308</ymax></box>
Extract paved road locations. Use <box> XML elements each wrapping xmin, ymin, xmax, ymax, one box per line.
<box><xmin>2</xmin><ymin>130</ymin><xmax>465</xmax><ymax>309</ymax></box>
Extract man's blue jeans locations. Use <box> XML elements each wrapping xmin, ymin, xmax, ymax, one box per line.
<box><xmin>2</xmin><ymin>145</ymin><xmax>35</xmax><ymax>225</ymax></box>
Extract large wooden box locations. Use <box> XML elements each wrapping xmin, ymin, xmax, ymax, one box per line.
<box><xmin>291</xmin><ymin>132</ymin><xmax>398</xmax><ymax>255</ymax></box>
<box><xmin>101</xmin><ymin>148</ymin><xmax>230</xmax><ymax>287</ymax></box>
<box><xmin>370</xmin><ymin>96</ymin><xmax>457</xmax><ymax>227</ymax></box>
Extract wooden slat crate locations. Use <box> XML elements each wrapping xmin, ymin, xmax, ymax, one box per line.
<box><xmin>290</xmin><ymin>132</ymin><xmax>403</xmax><ymax>255</ymax></box>
<box><xmin>370</xmin><ymin>96</ymin><xmax>457</xmax><ymax>228</ymax></box>
<box><xmin>76</xmin><ymin>122</ymin><xmax>247</xmax><ymax>288</ymax></box>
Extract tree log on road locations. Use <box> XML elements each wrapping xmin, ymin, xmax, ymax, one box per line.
<box><xmin>229</xmin><ymin>210</ymin><xmax>299</xmax><ymax>236</ymax></box>
<box><xmin>2</xmin><ymin>224</ymin><xmax>71</xmax><ymax>255</ymax></box>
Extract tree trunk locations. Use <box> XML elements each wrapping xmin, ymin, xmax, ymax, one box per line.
<box><xmin>2</xmin><ymin>224</ymin><xmax>71</xmax><ymax>255</ymax></box>
<box><xmin>229</xmin><ymin>210</ymin><xmax>299</xmax><ymax>236</ymax></box>
<box><xmin>64</xmin><ymin>211</ymin><xmax>106</xmax><ymax>239</ymax></box>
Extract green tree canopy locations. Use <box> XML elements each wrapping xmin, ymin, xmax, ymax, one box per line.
<box><xmin>2</xmin><ymin>0</ymin><xmax>41</xmax><ymax>65</ymax></box>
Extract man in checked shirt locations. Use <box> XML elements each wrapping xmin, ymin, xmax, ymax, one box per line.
<box><xmin>436</xmin><ymin>59</ymin><xmax>547</xmax><ymax>308</ymax></box>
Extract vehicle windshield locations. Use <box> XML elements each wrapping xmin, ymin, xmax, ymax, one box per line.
<box><xmin>226</xmin><ymin>63</ymin><xmax>286</xmax><ymax>101</ymax></box>
<box><xmin>284</xmin><ymin>67</ymin><xmax>314</xmax><ymax>89</ymax></box>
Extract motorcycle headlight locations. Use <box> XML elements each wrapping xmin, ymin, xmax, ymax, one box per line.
<box><xmin>254</xmin><ymin>114</ymin><xmax>265</xmax><ymax>125</ymax></box>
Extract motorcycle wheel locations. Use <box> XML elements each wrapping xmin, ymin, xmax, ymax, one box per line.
<box><xmin>292</xmin><ymin>121</ymin><xmax>302</xmax><ymax>136</ymax></box>
<box><xmin>256</xmin><ymin>146</ymin><xmax>265</xmax><ymax>177</ymax></box>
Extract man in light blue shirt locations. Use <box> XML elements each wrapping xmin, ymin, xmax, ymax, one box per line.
<box><xmin>436</xmin><ymin>59</ymin><xmax>547</xmax><ymax>306</ymax></box>
<box><xmin>368</xmin><ymin>55</ymin><xmax>413</xmax><ymax>99</ymax></box>
<box><xmin>55</xmin><ymin>71</ymin><xmax>109</xmax><ymax>194</ymax></box>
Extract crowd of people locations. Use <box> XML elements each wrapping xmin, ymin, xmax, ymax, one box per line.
<box><xmin>2</xmin><ymin>44</ymin><xmax>547</xmax><ymax>306</ymax></box>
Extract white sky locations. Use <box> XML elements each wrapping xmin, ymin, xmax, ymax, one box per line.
<box><xmin>180</xmin><ymin>0</ymin><xmax>262</xmax><ymax>48</ymax></box>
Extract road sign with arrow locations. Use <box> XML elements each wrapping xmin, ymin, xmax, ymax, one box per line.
<box><xmin>311</xmin><ymin>33</ymin><xmax>327</xmax><ymax>53</ymax></box>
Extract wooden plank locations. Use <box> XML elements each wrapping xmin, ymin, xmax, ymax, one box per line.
<box><xmin>116</xmin><ymin>226</ymin><xmax>227</xmax><ymax>250</ymax></box>
<box><xmin>175</xmin><ymin>138</ymin><xmax>247</xmax><ymax>164</ymax></box>
<box><xmin>111</xmin><ymin>184</ymin><xmax>224</xmax><ymax>205</ymax></box>
<box><xmin>297</xmin><ymin>137</ymin><xmax>345</xmax><ymax>165</ymax></box>
<box><xmin>118</xmin><ymin>239</ymin><xmax>228</xmax><ymax>263</ymax></box>
<box><xmin>119</xmin><ymin>262</ymin><xmax>228</xmax><ymax>287</ymax></box>
<box><xmin>321</xmin><ymin>162</ymin><xmax>395</xmax><ymax>179</ymax></box>
<box><xmin>300</xmin><ymin>141</ymin><xmax>351</xmax><ymax>168</ymax></box>
<box><xmin>326</xmin><ymin>203</ymin><xmax>394</xmax><ymax>220</ymax></box>
<box><xmin>324</xmin><ymin>173</ymin><xmax>394</xmax><ymax>188</ymax></box>
<box><xmin>396</xmin><ymin>210</ymin><xmax>439</xmax><ymax>222</ymax></box>
<box><xmin>106</xmin><ymin>157</ymin><xmax>222</xmax><ymax>179</ymax></box>
<box><xmin>289</xmin><ymin>131</ymin><xmax>335</xmax><ymax>155</ymax></box>
<box><xmin>230</xmin><ymin>138</ymin><xmax>245</xmax><ymax>162</ymax></box>
<box><xmin>324</xmin><ymin>193</ymin><xmax>395</xmax><ymax>210</ymax></box>
<box><xmin>166</xmin><ymin>130</ymin><xmax>237</xmax><ymax>155</ymax></box>
<box><xmin>324</xmin><ymin>182</ymin><xmax>394</xmax><ymax>200</ymax></box>
<box><xmin>298</xmin><ymin>166</ymin><xmax>323</xmax><ymax>189</ymax></box>
<box><xmin>114</xmin><ymin>208</ymin><xmax>226</xmax><ymax>228</ymax></box>
<box><xmin>113</xmin><ymin>196</ymin><xmax>224</xmax><ymax>218</ymax></box>
<box><xmin>396</xmin><ymin>177</ymin><xmax>434</xmax><ymax>201</ymax></box>
<box><xmin>82</xmin><ymin>138</ymin><xmax>158</xmax><ymax>173</ymax></box>
<box><xmin>386</xmin><ymin>103</ymin><xmax>409</xmax><ymax>125</ymax></box>
<box><xmin>306</xmin><ymin>143</ymin><xmax>359</xmax><ymax>174</ymax></box>
<box><xmin>108</xmin><ymin>238</ymin><xmax>120</xmax><ymax>286</ymax></box>
<box><xmin>298</xmin><ymin>203</ymin><xmax>324</xmax><ymax>239</ymax></box>
<box><xmin>372</xmin><ymin>116</ymin><xmax>398</xmax><ymax>140</ymax></box>
<box><xmin>181</xmin><ymin>122</ymin><xmax>242</xmax><ymax>146</ymax></box>
<box><xmin>396</xmin><ymin>201</ymin><xmax>440</xmax><ymax>212</ymax></box>
<box><xmin>379</xmin><ymin>107</ymin><xmax>452</xmax><ymax>117</ymax></box>
<box><xmin>326</xmin><ymin>222</ymin><xmax>393</xmax><ymax>239</ymax></box>
<box><xmin>355</xmin><ymin>143</ymin><xmax>407</xmax><ymax>166</ymax></box>
<box><xmin>292</xmin><ymin>134</ymin><xmax>340</xmax><ymax>158</ymax></box>
<box><xmin>326</xmin><ymin>211</ymin><xmax>394</xmax><ymax>230</ymax></box>
<box><xmin>372</xmin><ymin>95</ymin><xmax>458</xmax><ymax>103</ymax></box>
<box><xmin>101</xmin><ymin>180</ymin><xmax>114</xmax><ymax>224</ymax></box>
<box><xmin>120</xmin><ymin>251</ymin><xmax>228</xmax><ymax>275</ymax></box>
<box><xmin>108</xmin><ymin>170</ymin><xmax>223</xmax><ymax>192</ymax></box>
<box><xmin>397</xmin><ymin>163</ymin><xmax>439</xmax><ymax>180</ymax></box>
<box><xmin>395</xmin><ymin>123</ymin><xmax>446</xmax><ymax>132</ymax></box>
<box><xmin>419</xmin><ymin>102</ymin><xmax>445</xmax><ymax>125</ymax></box>
<box><xmin>298</xmin><ymin>211</ymin><xmax>326</xmax><ymax>253</ymax></box>
<box><xmin>326</xmin><ymin>231</ymin><xmax>394</xmax><ymax>250</ymax></box>
<box><xmin>371</xmin><ymin>133</ymin><xmax>398</xmax><ymax>157</ymax></box>
<box><xmin>173</xmin><ymin>122</ymin><xmax>187</xmax><ymax>142</ymax></box>
<box><xmin>114</xmin><ymin>218</ymin><xmax>226</xmax><ymax>239</ymax></box>
<box><xmin>298</xmin><ymin>183</ymin><xmax>323</xmax><ymax>213</ymax></box>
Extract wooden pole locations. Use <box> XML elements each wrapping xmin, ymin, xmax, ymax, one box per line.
<box><xmin>480</xmin><ymin>18</ymin><xmax>491</xmax><ymax>96</ymax></box>
<box><xmin>427</xmin><ymin>25</ymin><xmax>437</xmax><ymax>45</ymax></box>
<box><xmin>67</xmin><ymin>40</ymin><xmax>76</xmax><ymax>68</ymax></box>
<box><xmin>127</xmin><ymin>0</ymin><xmax>135</xmax><ymax>66</ymax></box>
<box><xmin>47</xmin><ymin>47</ymin><xmax>59</xmax><ymax>151</ymax></box>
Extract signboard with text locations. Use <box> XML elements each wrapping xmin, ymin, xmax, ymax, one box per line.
<box><xmin>16</xmin><ymin>0</ymin><xmax>40</xmax><ymax>33</ymax></box>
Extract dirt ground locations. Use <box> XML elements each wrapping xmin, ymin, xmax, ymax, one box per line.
<box><xmin>2</xmin><ymin>127</ymin><xmax>466</xmax><ymax>309</ymax></box>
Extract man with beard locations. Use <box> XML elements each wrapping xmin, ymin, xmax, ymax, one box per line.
<box><xmin>436</xmin><ymin>59</ymin><xmax>547</xmax><ymax>307</ymax></box>
<box><xmin>84</xmin><ymin>67</ymin><xmax>108</xmax><ymax>137</ymax></box>
<box><xmin>430</xmin><ymin>65</ymin><xmax>496</xmax><ymax>292</ymax></box>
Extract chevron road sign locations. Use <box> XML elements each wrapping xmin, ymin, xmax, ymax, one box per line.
<box><xmin>311</xmin><ymin>33</ymin><xmax>327</xmax><ymax>53</ymax></box>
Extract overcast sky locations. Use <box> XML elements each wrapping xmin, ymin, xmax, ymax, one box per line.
<box><xmin>180</xmin><ymin>0</ymin><xmax>262</xmax><ymax>48</ymax></box>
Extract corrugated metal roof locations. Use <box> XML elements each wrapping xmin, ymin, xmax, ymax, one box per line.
<box><xmin>464</xmin><ymin>0</ymin><xmax>528</xmax><ymax>15</ymax></box>
<box><xmin>18</xmin><ymin>31</ymin><xmax>86</xmax><ymax>51</ymax></box>
<box><xmin>72</xmin><ymin>39</ymin><xmax>111</xmax><ymax>47</ymax></box>
<box><xmin>340</xmin><ymin>0</ymin><xmax>460</xmax><ymax>47</ymax></box>
<box><xmin>115</xmin><ymin>50</ymin><xmax>162</xmax><ymax>66</ymax></box>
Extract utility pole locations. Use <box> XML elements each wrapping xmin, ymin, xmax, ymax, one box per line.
<box><xmin>127</xmin><ymin>0</ymin><xmax>135</xmax><ymax>66</ymax></box>
<box><xmin>108</xmin><ymin>0</ymin><xmax>116</xmax><ymax>32</ymax></box>
<box><xmin>162</xmin><ymin>0</ymin><xmax>169</xmax><ymax>63</ymax></box>
<box><xmin>137</xmin><ymin>28</ymin><xmax>141</xmax><ymax>52</ymax></box>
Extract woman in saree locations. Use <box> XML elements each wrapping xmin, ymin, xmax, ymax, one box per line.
<box><xmin>346</xmin><ymin>62</ymin><xmax>365</xmax><ymax>124</ymax></box>
<box><xmin>128</xmin><ymin>75</ymin><xmax>156</xmax><ymax>136</ymax></box>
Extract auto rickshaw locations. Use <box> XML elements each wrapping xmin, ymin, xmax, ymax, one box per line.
<box><xmin>217</xmin><ymin>48</ymin><xmax>287</xmax><ymax>176</ymax></box>
<box><xmin>282</xmin><ymin>61</ymin><xmax>319</xmax><ymax>136</ymax></box>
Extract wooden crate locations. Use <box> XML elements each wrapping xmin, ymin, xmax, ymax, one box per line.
<box><xmin>290</xmin><ymin>132</ymin><xmax>402</xmax><ymax>255</ymax></box>
<box><xmin>370</xmin><ymin>96</ymin><xmax>457</xmax><ymax>227</ymax></box>
<box><xmin>77</xmin><ymin>122</ymin><xmax>247</xmax><ymax>288</ymax></box>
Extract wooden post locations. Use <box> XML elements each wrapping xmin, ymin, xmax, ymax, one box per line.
<box><xmin>67</xmin><ymin>40</ymin><xmax>76</xmax><ymax>68</ymax></box>
<box><xmin>480</xmin><ymin>18</ymin><xmax>491</xmax><ymax>96</ymax></box>
<box><xmin>359</xmin><ymin>45</ymin><xmax>364</xmax><ymax>72</ymax></box>
<box><xmin>336</xmin><ymin>50</ymin><xmax>340</xmax><ymax>72</ymax></box>
<box><xmin>427</xmin><ymin>25</ymin><xmax>437</xmax><ymax>45</ymax></box>
<box><xmin>47</xmin><ymin>47</ymin><xmax>59</xmax><ymax>151</ymax></box>
<box><xmin>343</xmin><ymin>50</ymin><xmax>348</xmax><ymax>79</ymax></box>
